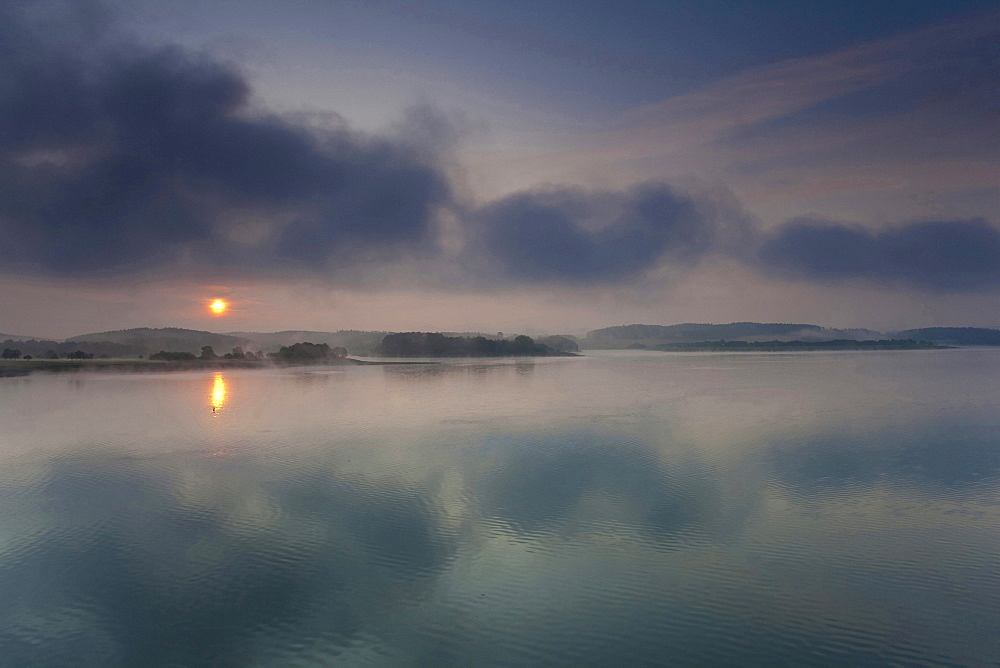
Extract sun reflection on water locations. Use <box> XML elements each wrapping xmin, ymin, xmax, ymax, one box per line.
<box><xmin>210</xmin><ymin>373</ymin><xmax>227</xmax><ymax>413</ymax></box>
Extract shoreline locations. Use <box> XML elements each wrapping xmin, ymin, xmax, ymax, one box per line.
<box><xmin>0</xmin><ymin>357</ymin><xmax>436</xmax><ymax>377</ymax></box>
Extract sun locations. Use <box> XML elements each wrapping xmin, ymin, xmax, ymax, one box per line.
<box><xmin>209</xmin><ymin>299</ymin><xmax>228</xmax><ymax>315</ymax></box>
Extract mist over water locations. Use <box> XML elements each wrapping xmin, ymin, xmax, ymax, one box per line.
<box><xmin>2</xmin><ymin>350</ymin><xmax>999</xmax><ymax>665</ymax></box>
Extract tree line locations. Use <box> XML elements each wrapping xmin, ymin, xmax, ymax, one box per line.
<box><xmin>147</xmin><ymin>343</ymin><xmax>349</xmax><ymax>362</ymax></box>
<box><xmin>1</xmin><ymin>339</ymin><xmax>132</xmax><ymax>358</ymax></box>
<box><xmin>377</xmin><ymin>332</ymin><xmax>570</xmax><ymax>357</ymax></box>
<box><xmin>2</xmin><ymin>347</ymin><xmax>97</xmax><ymax>360</ymax></box>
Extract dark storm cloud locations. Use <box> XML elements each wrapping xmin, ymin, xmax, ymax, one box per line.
<box><xmin>2</xmin><ymin>0</ymin><xmax>727</xmax><ymax>286</ymax></box>
<box><xmin>758</xmin><ymin>217</ymin><xmax>1000</xmax><ymax>291</ymax></box>
<box><xmin>467</xmin><ymin>182</ymin><xmax>719</xmax><ymax>284</ymax></box>
<box><xmin>0</xmin><ymin>6</ymin><xmax>450</xmax><ymax>276</ymax></box>
<box><xmin>2</xmin><ymin>4</ymin><xmax>998</xmax><ymax>297</ymax></box>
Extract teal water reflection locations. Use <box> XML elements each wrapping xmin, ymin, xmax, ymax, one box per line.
<box><xmin>1</xmin><ymin>351</ymin><xmax>998</xmax><ymax>665</ymax></box>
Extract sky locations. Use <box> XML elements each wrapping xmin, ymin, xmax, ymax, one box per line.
<box><xmin>1</xmin><ymin>0</ymin><xmax>998</xmax><ymax>338</ymax></box>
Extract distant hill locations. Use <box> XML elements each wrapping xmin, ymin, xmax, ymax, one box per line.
<box><xmin>1</xmin><ymin>336</ymin><xmax>135</xmax><ymax>358</ymax></box>
<box><xmin>0</xmin><ymin>332</ymin><xmax>49</xmax><ymax>341</ymax></box>
<box><xmin>649</xmin><ymin>339</ymin><xmax>943</xmax><ymax>352</ymax></box>
<box><xmin>889</xmin><ymin>327</ymin><xmax>1000</xmax><ymax>346</ymax></box>
<box><xmin>67</xmin><ymin>328</ymin><xmax>251</xmax><ymax>356</ymax></box>
<box><xmin>582</xmin><ymin>323</ymin><xmax>881</xmax><ymax>349</ymax></box>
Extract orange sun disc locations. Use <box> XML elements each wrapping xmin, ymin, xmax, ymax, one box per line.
<box><xmin>210</xmin><ymin>299</ymin><xmax>228</xmax><ymax>315</ymax></box>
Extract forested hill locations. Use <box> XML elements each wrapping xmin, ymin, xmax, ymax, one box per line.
<box><xmin>890</xmin><ymin>328</ymin><xmax>1000</xmax><ymax>346</ymax></box>
<box><xmin>67</xmin><ymin>328</ymin><xmax>250</xmax><ymax>355</ymax></box>
<box><xmin>650</xmin><ymin>339</ymin><xmax>943</xmax><ymax>352</ymax></box>
<box><xmin>7</xmin><ymin>324</ymin><xmax>998</xmax><ymax>359</ymax></box>
<box><xmin>584</xmin><ymin>322</ymin><xmax>1000</xmax><ymax>349</ymax></box>
<box><xmin>2</xmin><ymin>327</ymin><xmax>582</xmax><ymax>358</ymax></box>
<box><xmin>0</xmin><ymin>332</ymin><xmax>44</xmax><ymax>340</ymax></box>
<box><xmin>582</xmin><ymin>323</ymin><xmax>879</xmax><ymax>348</ymax></box>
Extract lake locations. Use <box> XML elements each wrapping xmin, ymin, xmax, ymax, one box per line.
<box><xmin>2</xmin><ymin>350</ymin><xmax>999</xmax><ymax>665</ymax></box>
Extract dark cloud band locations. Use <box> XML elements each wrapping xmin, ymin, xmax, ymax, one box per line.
<box><xmin>1</xmin><ymin>4</ymin><xmax>998</xmax><ymax>295</ymax></box>
<box><xmin>469</xmin><ymin>183</ymin><xmax>713</xmax><ymax>284</ymax></box>
<box><xmin>759</xmin><ymin>217</ymin><xmax>1000</xmax><ymax>291</ymax></box>
<box><xmin>0</xmin><ymin>6</ymin><xmax>449</xmax><ymax>276</ymax></box>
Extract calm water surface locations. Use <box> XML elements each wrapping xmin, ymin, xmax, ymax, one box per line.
<box><xmin>2</xmin><ymin>350</ymin><xmax>999</xmax><ymax>665</ymax></box>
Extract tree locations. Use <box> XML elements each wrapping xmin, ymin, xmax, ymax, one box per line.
<box><xmin>538</xmin><ymin>335</ymin><xmax>579</xmax><ymax>353</ymax></box>
<box><xmin>2</xmin><ymin>348</ymin><xmax>22</xmax><ymax>359</ymax></box>
<box><xmin>200</xmin><ymin>346</ymin><xmax>217</xmax><ymax>360</ymax></box>
<box><xmin>512</xmin><ymin>335</ymin><xmax>536</xmax><ymax>354</ymax></box>
<box><xmin>272</xmin><ymin>342</ymin><xmax>334</xmax><ymax>360</ymax></box>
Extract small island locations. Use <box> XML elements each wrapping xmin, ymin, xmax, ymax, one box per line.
<box><xmin>376</xmin><ymin>332</ymin><xmax>577</xmax><ymax>357</ymax></box>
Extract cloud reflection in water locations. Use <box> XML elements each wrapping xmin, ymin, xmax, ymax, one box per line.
<box><xmin>1</xmin><ymin>353</ymin><xmax>999</xmax><ymax>664</ymax></box>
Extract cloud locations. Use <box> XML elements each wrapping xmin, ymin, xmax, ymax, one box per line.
<box><xmin>1</xmin><ymin>3</ymin><xmax>997</xmax><ymax>301</ymax></box>
<box><xmin>462</xmin><ymin>11</ymin><xmax>999</xmax><ymax>221</ymax></box>
<box><xmin>0</xmin><ymin>3</ymin><xmax>736</xmax><ymax>290</ymax></box>
<box><xmin>758</xmin><ymin>217</ymin><xmax>1000</xmax><ymax>291</ymax></box>
<box><xmin>0</xmin><ymin>5</ymin><xmax>450</xmax><ymax>277</ymax></box>
<box><xmin>465</xmin><ymin>182</ymin><xmax>729</xmax><ymax>284</ymax></box>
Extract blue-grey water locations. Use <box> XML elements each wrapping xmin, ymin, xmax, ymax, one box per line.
<box><xmin>2</xmin><ymin>350</ymin><xmax>999</xmax><ymax>666</ymax></box>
